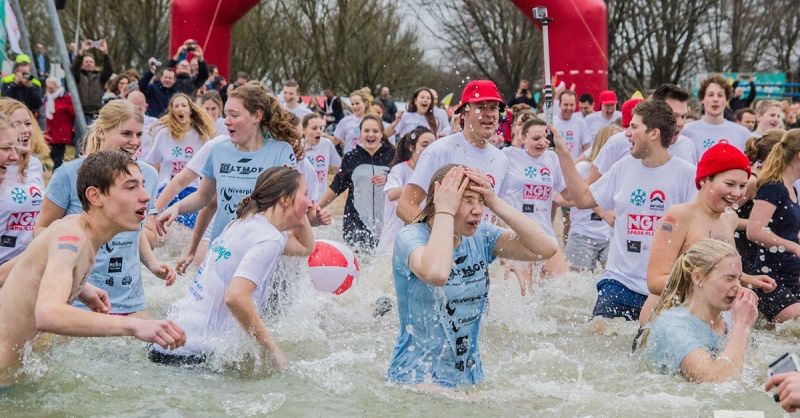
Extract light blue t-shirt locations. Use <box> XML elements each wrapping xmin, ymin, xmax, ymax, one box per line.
<box><xmin>46</xmin><ymin>157</ymin><xmax>159</xmax><ymax>313</ymax></box>
<box><xmin>201</xmin><ymin>139</ymin><xmax>296</xmax><ymax>241</ymax></box>
<box><xmin>388</xmin><ymin>221</ymin><xmax>503</xmax><ymax>388</ymax></box>
<box><xmin>643</xmin><ymin>306</ymin><xmax>732</xmax><ymax>374</ymax></box>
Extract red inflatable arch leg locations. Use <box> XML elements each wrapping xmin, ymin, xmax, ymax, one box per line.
<box><xmin>170</xmin><ymin>0</ymin><xmax>260</xmax><ymax>78</ymax></box>
<box><xmin>511</xmin><ymin>0</ymin><xmax>608</xmax><ymax>108</ymax></box>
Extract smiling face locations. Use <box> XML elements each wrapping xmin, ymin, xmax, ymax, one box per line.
<box><xmin>224</xmin><ymin>97</ymin><xmax>262</xmax><ymax>146</ymax></box>
<box><xmin>463</xmin><ymin>101</ymin><xmax>500</xmax><ymax>140</ymax></box>
<box><xmin>410</xmin><ymin>132</ymin><xmax>434</xmax><ymax>163</ymax></box>
<box><xmin>692</xmin><ymin>255</ymin><xmax>742</xmax><ymax>312</ymax></box>
<box><xmin>700</xmin><ymin>169</ymin><xmax>749</xmax><ymax>213</ymax></box>
<box><xmin>579</xmin><ymin>101</ymin><xmax>593</xmax><ymax>116</ymax></box>
<box><xmin>349</xmin><ymin>95</ymin><xmax>365</xmax><ymax>117</ymax></box>
<box><xmin>665</xmin><ymin>98</ymin><xmax>688</xmax><ymax>139</ymax></box>
<box><xmin>359</xmin><ymin>118</ymin><xmax>383</xmax><ymax>151</ymax></box>
<box><xmin>0</xmin><ymin>127</ymin><xmax>20</xmax><ymax>183</ymax></box>
<box><xmin>559</xmin><ymin>94</ymin><xmax>576</xmax><ymax>120</ymax></box>
<box><xmin>414</xmin><ymin>90</ymin><xmax>432</xmax><ymax>113</ymax></box>
<box><xmin>702</xmin><ymin>82</ymin><xmax>727</xmax><ymax>118</ymax></box>
<box><xmin>739</xmin><ymin>112</ymin><xmax>756</xmax><ymax>131</ymax></box>
<box><xmin>758</xmin><ymin>105</ymin><xmax>782</xmax><ymax>131</ymax></box>
<box><xmin>170</xmin><ymin>96</ymin><xmax>191</xmax><ymax>125</ymax></box>
<box><xmin>9</xmin><ymin>108</ymin><xmax>33</xmax><ymax>152</ymax></box>
<box><xmin>282</xmin><ymin>85</ymin><xmax>298</xmax><ymax>105</ymax></box>
<box><xmin>98</xmin><ymin>117</ymin><xmax>143</xmax><ymax>156</ymax></box>
<box><xmin>522</xmin><ymin>125</ymin><xmax>549</xmax><ymax>158</ymax></box>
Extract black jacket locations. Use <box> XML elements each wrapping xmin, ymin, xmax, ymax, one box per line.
<box><xmin>139</xmin><ymin>69</ymin><xmax>177</xmax><ymax>117</ymax></box>
<box><xmin>4</xmin><ymin>83</ymin><xmax>42</xmax><ymax>113</ymax></box>
<box><xmin>167</xmin><ymin>58</ymin><xmax>209</xmax><ymax>96</ymax></box>
<box><xmin>71</xmin><ymin>53</ymin><xmax>114</xmax><ymax>114</ymax></box>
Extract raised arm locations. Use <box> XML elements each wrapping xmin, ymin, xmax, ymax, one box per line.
<box><xmin>551</xmin><ymin>125</ymin><xmax>598</xmax><ymax>209</ymax></box>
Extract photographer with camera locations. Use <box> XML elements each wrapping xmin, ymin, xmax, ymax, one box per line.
<box><xmin>167</xmin><ymin>39</ymin><xmax>209</xmax><ymax>97</ymax></box>
<box><xmin>71</xmin><ymin>39</ymin><xmax>114</xmax><ymax>123</ymax></box>
<box><xmin>3</xmin><ymin>62</ymin><xmax>43</xmax><ymax>114</ymax></box>
<box><xmin>508</xmin><ymin>79</ymin><xmax>536</xmax><ymax>108</ymax></box>
<box><xmin>139</xmin><ymin>58</ymin><xmax>177</xmax><ymax>118</ymax></box>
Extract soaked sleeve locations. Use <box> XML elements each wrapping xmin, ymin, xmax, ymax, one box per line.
<box><xmin>478</xmin><ymin>222</ymin><xmax>504</xmax><ymax>264</ymax></box>
<box><xmin>392</xmin><ymin>224</ymin><xmax>429</xmax><ymax>274</ymax></box>
<box><xmin>645</xmin><ymin>313</ymin><xmax>702</xmax><ymax>374</ymax></box>
<box><xmin>232</xmin><ymin>239</ymin><xmax>285</xmax><ymax>288</ymax></box>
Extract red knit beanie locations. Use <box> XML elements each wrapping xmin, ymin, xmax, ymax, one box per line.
<box><xmin>695</xmin><ymin>141</ymin><xmax>751</xmax><ymax>189</ymax></box>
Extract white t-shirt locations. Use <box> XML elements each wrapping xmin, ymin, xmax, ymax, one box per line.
<box><xmin>583</xmin><ymin>110</ymin><xmax>621</xmax><ymax>141</ymax></box>
<box><xmin>593</xmin><ymin>132</ymin><xmax>697</xmax><ymax>175</ymax></box>
<box><xmin>553</xmin><ymin>114</ymin><xmax>592</xmax><ymax>160</ymax></box>
<box><xmin>334</xmin><ymin>114</ymin><xmax>362</xmax><ymax>155</ymax></box>
<box><xmin>569</xmin><ymin>161</ymin><xmax>612</xmax><ymax>240</ymax></box>
<box><xmin>186</xmin><ymin>135</ymin><xmax>229</xmax><ymax>176</ymax></box>
<box><xmin>135</xmin><ymin>115</ymin><xmax>159</xmax><ymax>160</ymax></box>
<box><xmin>144</xmin><ymin>127</ymin><xmax>206</xmax><ymax>189</ymax></box>
<box><xmin>410</xmin><ymin>132</ymin><xmax>509</xmax><ymax>194</ymax></box>
<box><xmin>284</xmin><ymin>103</ymin><xmax>313</xmax><ymax>119</ymax></box>
<box><xmin>298</xmin><ymin>157</ymin><xmax>321</xmax><ymax>202</ymax></box>
<box><xmin>395</xmin><ymin>112</ymin><xmax>442</xmax><ymax>139</ymax></box>
<box><xmin>214</xmin><ymin>118</ymin><xmax>229</xmax><ymax>136</ymax></box>
<box><xmin>377</xmin><ymin>162</ymin><xmax>414</xmax><ymax>253</ymax></box>
<box><xmin>682</xmin><ymin>119</ymin><xmax>751</xmax><ymax>161</ymax></box>
<box><xmin>156</xmin><ymin>214</ymin><xmax>288</xmax><ymax>357</ymax></box>
<box><xmin>304</xmin><ymin>137</ymin><xmax>341</xmax><ymax>200</ymax></box>
<box><xmin>500</xmin><ymin>147</ymin><xmax>565</xmax><ymax>238</ymax></box>
<box><xmin>433</xmin><ymin>106</ymin><xmax>452</xmax><ymax>136</ymax></box>
<box><xmin>589</xmin><ymin>155</ymin><xmax>697</xmax><ymax>295</ymax></box>
<box><xmin>0</xmin><ymin>158</ymin><xmax>44</xmax><ymax>263</ymax></box>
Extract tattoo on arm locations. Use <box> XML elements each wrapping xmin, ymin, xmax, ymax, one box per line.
<box><xmin>661</xmin><ymin>215</ymin><xmax>676</xmax><ymax>233</ymax></box>
<box><xmin>56</xmin><ymin>235</ymin><xmax>80</xmax><ymax>253</ymax></box>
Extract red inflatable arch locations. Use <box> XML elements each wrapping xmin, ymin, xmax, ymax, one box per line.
<box><xmin>171</xmin><ymin>0</ymin><xmax>608</xmax><ymax>103</ymax></box>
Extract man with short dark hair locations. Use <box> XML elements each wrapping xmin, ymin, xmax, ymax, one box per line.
<box><xmin>376</xmin><ymin>87</ymin><xmax>397</xmax><ymax>123</ymax></box>
<box><xmin>736</xmin><ymin>108</ymin><xmax>757</xmax><ymax>132</ymax></box>
<box><xmin>3</xmin><ymin>62</ymin><xmax>42</xmax><ymax>113</ymax></box>
<box><xmin>508</xmin><ymin>79</ymin><xmax>536</xmax><ymax>108</ymax></box>
<box><xmin>71</xmin><ymin>39</ymin><xmax>113</xmax><ymax>122</ymax></box>
<box><xmin>139</xmin><ymin>61</ymin><xmax>178</xmax><ymax>118</ymax></box>
<box><xmin>167</xmin><ymin>39</ymin><xmax>208</xmax><ymax>96</ymax></box>
<box><xmin>578</xmin><ymin>93</ymin><xmax>594</xmax><ymax>117</ymax></box>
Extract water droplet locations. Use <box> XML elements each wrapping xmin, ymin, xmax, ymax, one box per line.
<box><xmin>761</xmin><ymin>266</ymin><xmax>772</xmax><ymax>273</ymax></box>
<box><xmin>769</xmin><ymin>246</ymin><xmax>778</xmax><ymax>253</ymax></box>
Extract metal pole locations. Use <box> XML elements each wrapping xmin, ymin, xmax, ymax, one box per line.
<box><xmin>9</xmin><ymin>0</ymin><xmax>37</xmax><ymax>79</ymax></box>
<box><xmin>73</xmin><ymin>0</ymin><xmax>81</xmax><ymax>48</ymax></box>
<box><xmin>44</xmin><ymin>0</ymin><xmax>88</xmax><ymax>139</ymax></box>
<box><xmin>539</xmin><ymin>13</ymin><xmax>554</xmax><ymax>125</ymax></box>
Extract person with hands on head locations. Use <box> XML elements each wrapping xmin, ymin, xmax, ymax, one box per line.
<box><xmin>553</xmin><ymin>99</ymin><xmax>697</xmax><ymax>321</ymax></box>
<box><xmin>0</xmin><ymin>151</ymin><xmax>186</xmax><ymax>387</ymax></box>
<box><xmin>388</xmin><ymin>164</ymin><xmax>557</xmax><ymax>389</ymax></box>
<box><xmin>639</xmin><ymin>143</ymin><xmax>776</xmax><ymax>325</ymax></box>
<box><xmin>745</xmin><ymin>129</ymin><xmax>800</xmax><ymax>323</ymax></box>
<box><xmin>637</xmin><ymin>239</ymin><xmax>758</xmax><ymax>382</ymax></box>
<box><xmin>148</xmin><ymin>167</ymin><xmax>315</xmax><ymax>370</ymax></box>
<box><xmin>34</xmin><ymin>100</ymin><xmax>175</xmax><ymax>316</ymax></box>
<box><xmin>766</xmin><ymin>371</ymin><xmax>800</xmax><ymax>413</ymax></box>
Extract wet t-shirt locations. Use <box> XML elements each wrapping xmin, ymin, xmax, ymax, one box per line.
<box><xmin>298</xmin><ymin>158</ymin><xmax>321</xmax><ymax>202</ymax></box>
<box><xmin>643</xmin><ymin>306</ymin><xmax>731</xmax><ymax>374</ymax></box>
<box><xmin>152</xmin><ymin>214</ymin><xmax>288</xmax><ymax>357</ymax></box>
<box><xmin>753</xmin><ymin>181</ymin><xmax>800</xmax><ymax>273</ymax></box>
<box><xmin>500</xmin><ymin>147</ymin><xmax>565</xmax><ymax>238</ymax></box>
<box><xmin>202</xmin><ymin>139</ymin><xmax>296</xmax><ymax>241</ymax></box>
<box><xmin>388</xmin><ymin>222</ymin><xmax>503</xmax><ymax>388</ymax></box>
<box><xmin>0</xmin><ymin>158</ymin><xmax>44</xmax><ymax>263</ymax></box>
<box><xmin>682</xmin><ymin>119</ymin><xmax>751</xmax><ymax>162</ymax></box>
<box><xmin>589</xmin><ymin>156</ymin><xmax>696</xmax><ymax>295</ymax></box>
<box><xmin>47</xmin><ymin>157</ymin><xmax>159</xmax><ymax>313</ymax></box>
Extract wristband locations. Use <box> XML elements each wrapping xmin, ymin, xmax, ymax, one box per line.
<box><xmin>435</xmin><ymin>211</ymin><xmax>455</xmax><ymax>217</ymax></box>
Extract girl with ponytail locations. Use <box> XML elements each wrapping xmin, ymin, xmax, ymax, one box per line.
<box><xmin>36</xmin><ymin>99</ymin><xmax>174</xmax><ymax>316</ymax></box>
<box><xmin>149</xmin><ymin>167</ymin><xmax>314</xmax><ymax>369</ymax></box>
<box><xmin>746</xmin><ymin>129</ymin><xmax>800</xmax><ymax>323</ymax></box>
<box><xmin>639</xmin><ymin>239</ymin><xmax>757</xmax><ymax>382</ymax></box>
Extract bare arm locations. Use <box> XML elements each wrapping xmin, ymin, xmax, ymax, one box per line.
<box><xmin>225</xmin><ymin>278</ymin><xmax>287</xmax><ymax>370</ymax></box>
<box><xmin>551</xmin><ymin>126</ymin><xmax>598</xmax><ymax>209</ymax></box>
<box><xmin>386</xmin><ymin>186</ymin><xmax>402</xmax><ymax>201</ymax></box>
<box><xmin>156</xmin><ymin>168</ymin><xmax>200</xmax><ymax>212</ymax></box>
<box><xmin>316</xmin><ymin>187</ymin><xmax>339</xmax><ymax>210</ymax></box>
<box><xmin>647</xmin><ymin>211</ymin><xmax>689</xmax><ymax>295</ymax></box>
<box><xmin>282</xmin><ymin>216</ymin><xmax>315</xmax><ymax>256</ymax></box>
<box><xmin>396</xmin><ymin>184</ymin><xmax>426</xmax><ymax>224</ymax></box>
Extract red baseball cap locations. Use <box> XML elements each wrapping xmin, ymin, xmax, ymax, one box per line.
<box><xmin>454</xmin><ymin>80</ymin><xmax>506</xmax><ymax>114</ymax></box>
<box><xmin>621</xmin><ymin>97</ymin><xmax>643</xmax><ymax>128</ymax></box>
<box><xmin>599</xmin><ymin>90</ymin><xmax>618</xmax><ymax>105</ymax></box>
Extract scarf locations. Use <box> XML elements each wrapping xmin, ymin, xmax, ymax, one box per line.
<box><xmin>45</xmin><ymin>87</ymin><xmax>64</xmax><ymax>120</ymax></box>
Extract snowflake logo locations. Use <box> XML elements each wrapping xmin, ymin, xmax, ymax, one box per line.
<box><xmin>171</xmin><ymin>146</ymin><xmax>182</xmax><ymax>157</ymax></box>
<box><xmin>524</xmin><ymin>166</ymin><xmax>537</xmax><ymax>179</ymax></box>
<box><xmin>703</xmin><ymin>139</ymin><xmax>715</xmax><ymax>149</ymax></box>
<box><xmin>630</xmin><ymin>188</ymin><xmax>647</xmax><ymax>207</ymax></box>
<box><xmin>10</xmin><ymin>187</ymin><xmax>27</xmax><ymax>204</ymax></box>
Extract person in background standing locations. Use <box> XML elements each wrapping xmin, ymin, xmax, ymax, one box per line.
<box><xmin>579</xmin><ymin>93</ymin><xmax>594</xmax><ymax>117</ymax></box>
<box><xmin>729</xmin><ymin>74</ymin><xmax>757</xmax><ymax>114</ymax></box>
<box><xmin>376</xmin><ymin>86</ymin><xmax>398</xmax><ymax>123</ymax></box>
<box><xmin>72</xmin><ymin>39</ymin><xmax>114</xmax><ymax>124</ymax></box>
<box><xmin>33</xmin><ymin>43</ymin><xmax>50</xmax><ymax>81</ymax></box>
<box><xmin>43</xmin><ymin>77</ymin><xmax>75</xmax><ymax>169</ymax></box>
<box><xmin>508</xmin><ymin>79</ymin><xmax>537</xmax><ymax>108</ymax></box>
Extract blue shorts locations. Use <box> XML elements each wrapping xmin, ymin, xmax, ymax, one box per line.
<box><xmin>591</xmin><ymin>278</ymin><xmax>647</xmax><ymax>321</ymax></box>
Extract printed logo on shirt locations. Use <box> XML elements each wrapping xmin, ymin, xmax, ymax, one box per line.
<box><xmin>219</xmin><ymin>161</ymin><xmax>265</xmax><ymax>176</ymax></box>
<box><xmin>171</xmin><ymin>161</ymin><xmax>186</xmax><ymax>175</ymax></box>
<box><xmin>108</xmin><ymin>257</ymin><xmax>123</xmax><ymax>273</ymax></box>
<box><xmin>210</xmin><ymin>242</ymin><xmax>232</xmax><ymax>262</ymax></box>
<box><xmin>10</xmin><ymin>187</ymin><xmax>27</xmax><ymax>204</ymax></box>
<box><xmin>629</xmin><ymin>188</ymin><xmax>647</xmax><ymax>207</ymax></box>
<box><xmin>522</xmin><ymin>203</ymin><xmax>535</xmax><ymax>213</ymax></box>
<box><xmin>221</xmin><ymin>186</ymin><xmax>252</xmax><ymax>214</ymax></box>
<box><xmin>103</xmin><ymin>239</ymin><xmax>134</xmax><ymax>253</ymax></box>
<box><xmin>523</xmin><ymin>184</ymin><xmax>552</xmax><ymax>201</ymax></box>
<box><xmin>7</xmin><ymin>211</ymin><xmax>38</xmax><ymax>231</ymax></box>
<box><xmin>564</xmin><ymin>129</ymin><xmax>574</xmax><ymax>141</ymax></box>
<box><xmin>539</xmin><ymin>167</ymin><xmax>551</xmax><ymax>180</ymax></box>
<box><xmin>627</xmin><ymin>214</ymin><xmax>661</xmax><ymax>236</ymax></box>
<box><xmin>702</xmin><ymin>138</ymin><xmax>716</xmax><ymax>149</ymax></box>
<box><xmin>627</xmin><ymin>240</ymin><xmax>642</xmax><ymax>253</ymax></box>
<box><xmin>486</xmin><ymin>174</ymin><xmax>496</xmax><ymax>188</ymax></box>
<box><xmin>0</xmin><ymin>235</ymin><xmax>16</xmax><ymax>247</ymax></box>
<box><xmin>590</xmin><ymin>212</ymin><xmax>603</xmax><ymax>221</ymax></box>
<box><xmin>28</xmin><ymin>185</ymin><xmax>42</xmax><ymax>205</ymax></box>
<box><xmin>237</xmin><ymin>158</ymin><xmax>252</xmax><ymax>164</ymax></box>
<box><xmin>455</xmin><ymin>335</ymin><xmax>469</xmax><ymax>356</ymax></box>
<box><xmin>122</xmin><ymin>276</ymin><xmax>132</xmax><ymax>286</ymax></box>
<box><xmin>183</xmin><ymin>147</ymin><xmax>194</xmax><ymax>159</ymax></box>
<box><xmin>524</xmin><ymin>166</ymin><xmax>538</xmax><ymax>179</ymax></box>
<box><xmin>171</xmin><ymin>146</ymin><xmax>182</xmax><ymax>158</ymax></box>
<box><xmin>649</xmin><ymin>190</ymin><xmax>666</xmax><ymax>211</ymax></box>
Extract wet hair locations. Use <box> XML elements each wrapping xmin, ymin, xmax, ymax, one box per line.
<box><xmin>415</xmin><ymin>164</ymin><xmax>464</xmax><ymax>223</ymax></box>
<box><xmin>407</xmin><ymin>87</ymin><xmax>437</xmax><ymax>134</ymax></box>
<box><xmin>227</xmin><ymin>81</ymin><xmax>303</xmax><ymax>157</ymax></box>
<box><xmin>744</xmin><ymin>129</ymin><xmax>783</xmax><ymax>164</ymax></box>
<box><xmin>77</xmin><ymin>150</ymin><xmax>137</xmax><ymax>211</ymax></box>
<box><xmin>301</xmin><ymin>112</ymin><xmax>324</xmax><ymax>129</ymax></box>
<box><xmin>392</xmin><ymin>126</ymin><xmax>433</xmax><ymax>166</ymax></box>
<box><xmin>558</xmin><ymin>89</ymin><xmax>576</xmax><ymax>101</ymax></box>
<box><xmin>757</xmin><ymin>129</ymin><xmax>800</xmax><ymax>188</ymax></box>
<box><xmin>634</xmin><ymin>100</ymin><xmax>676</xmax><ymax>148</ymax></box>
<box><xmin>698</xmin><ymin>74</ymin><xmax>732</xmax><ymax>100</ymax></box>
<box><xmin>755</xmin><ymin>99</ymin><xmax>781</xmax><ymax>117</ymax></box>
<box><xmin>0</xmin><ymin>98</ymin><xmax>50</xmax><ymax>181</ymax></box>
<box><xmin>108</xmin><ymin>74</ymin><xmax>130</xmax><ymax>95</ymax></box>
<box><xmin>638</xmin><ymin>239</ymin><xmax>738</xmax><ymax>350</ymax></box>
<box><xmin>651</xmin><ymin>83</ymin><xmax>690</xmax><ymax>103</ymax></box>
<box><xmin>736</xmin><ymin>108</ymin><xmax>756</xmax><ymax>122</ymax></box>
<box><xmin>236</xmin><ymin>166</ymin><xmax>303</xmax><ymax>219</ymax></box>
<box><xmin>84</xmin><ymin>100</ymin><xmax>143</xmax><ymax>155</ymax></box>
<box><xmin>156</xmin><ymin>92</ymin><xmax>216</xmax><ymax>141</ymax></box>
<box><xmin>579</xmin><ymin>93</ymin><xmax>594</xmax><ymax>104</ymax></box>
<box><xmin>521</xmin><ymin>117</ymin><xmax>547</xmax><ymax>137</ymax></box>
<box><xmin>359</xmin><ymin>114</ymin><xmax>394</xmax><ymax>150</ymax></box>
<box><xmin>588</xmin><ymin>124</ymin><xmax>623</xmax><ymax>163</ymax></box>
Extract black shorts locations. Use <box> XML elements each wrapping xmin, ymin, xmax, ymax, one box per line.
<box><xmin>755</xmin><ymin>270</ymin><xmax>800</xmax><ymax>321</ymax></box>
<box><xmin>147</xmin><ymin>346</ymin><xmax>206</xmax><ymax>366</ymax></box>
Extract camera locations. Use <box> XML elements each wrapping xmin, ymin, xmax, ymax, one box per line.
<box><xmin>148</xmin><ymin>57</ymin><xmax>162</xmax><ymax>68</ymax></box>
<box><xmin>186</xmin><ymin>41</ymin><xmax>197</xmax><ymax>52</ymax></box>
<box><xmin>90</xmin><ymin>39</ymin><xmax>102</xmax><ymax>49</ymax></box>
<box><xmin>546</xmin><ymin>128</ymin><xmax>555</xmax><ymax>149</ymax></box>
<box><xmin>21</xmin><ymin>73</ymin><xmax>34</xmax><ymax>81</ymax></box>
<box><xmin>533</xmin><ymin>7</ymin><xmax>548</xmax><ymax>20</ymax></box>
<box><xmin>214</xmin><ymin>76</ymin><xmax>223</xmax><ymax>84</ymax></box>
<box><xmin>768</xmin><ymin>353</ymin><xmax>800</xmax><ymax>401</ymax></box>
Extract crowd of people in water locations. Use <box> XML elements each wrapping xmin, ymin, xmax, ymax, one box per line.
<box><xmin>5</xmin><ymin>38</ymin><xmax>800</xmax><ymax>411</ymax></box>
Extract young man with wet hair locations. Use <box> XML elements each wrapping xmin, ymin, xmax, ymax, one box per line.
<box><xmin>0</xmin><ymin>151</ymin><xmax>185</xmax><ymax>387</ymax></box>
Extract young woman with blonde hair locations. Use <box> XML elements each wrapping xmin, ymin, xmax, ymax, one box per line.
<box><xmin>334</xmin><ymin>87</ymin><xmax>375</xmax><ymax>154</ymax></box>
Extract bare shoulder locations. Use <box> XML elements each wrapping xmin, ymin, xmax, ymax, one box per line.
<box><xmin>661</xmin><ymin>203</ymin><xmax>694</xmax><ymax>228</ymax></box>
<box><xmin>40</xmin><ymin>216</ymin><xmax>92</xmax><ymax>257</ymax></box>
